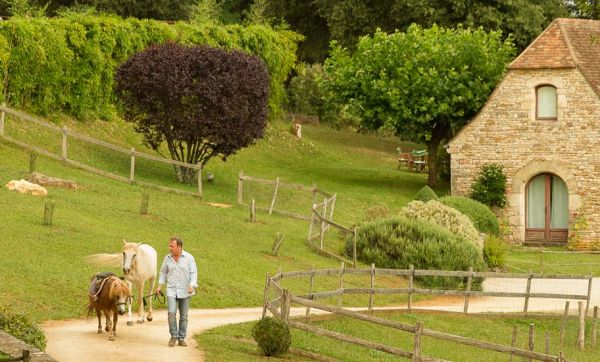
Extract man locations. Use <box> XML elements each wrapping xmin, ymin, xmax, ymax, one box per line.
<box><xmin>156</xmin><ymin>237</ymin><xmax>198</xmax><ymax>347</ymax></box>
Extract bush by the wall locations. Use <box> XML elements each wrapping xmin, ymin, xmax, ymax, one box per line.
<box><xmin>400</xmin><ymin>200</ymin><xmax>481</xmax><ymax>247</ymax></box>
<box><xmin>0</xmin><ymin>306</ymin><xmax>46</xmax><ymax>351</ymax></box>
<box><xmin>470</xmin><ymin>163</ymin><xmax>507</xmax><ymax>208</ymax></box>
<box><xmin>413</xmin><ymin>185</ymin><xmax>438</xmax><ymax>202</ymax></box>
<box><xmin>440</xmin><ymin>196</ymin><xmax>499</xmax><ymax>236</ymax></box>
<box><xmin>251</xmin><ymin>317</ymin><xmax>291</xmax><ymax>357</ymax></box>
<box><xmin>345</xmin><ymin>217</ymin><xmax>486</xmax><ymax>289</ymax></box>
<box><xmin>0</xmin><ymin>14</ymin><xmax>300</xmax><ymax>120</ymax></box>
<box><xmin>483</xmin><ymin>235</ymin><xmax>507</xmax><ymax>270</ymax></box>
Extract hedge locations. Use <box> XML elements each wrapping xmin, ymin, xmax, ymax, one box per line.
<box><xmin>0</xmin><ymin>14</ymin><xmax>301</xmax><ymax>120</ymax></box>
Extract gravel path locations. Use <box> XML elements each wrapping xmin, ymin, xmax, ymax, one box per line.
<box><xmin>42</xmin><ymin>277</ymin><xmax>600</xmax><ymax>361</ymax></box>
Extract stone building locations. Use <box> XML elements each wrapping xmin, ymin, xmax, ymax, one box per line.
<box><xmin>448</xmin><ymin>18</ymin><xmax>600</xmax><ymax>249</ymax></box>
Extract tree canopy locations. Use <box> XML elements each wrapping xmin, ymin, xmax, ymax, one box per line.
<box><xmin>321</xmin><ymin>25</ymin><xmax>516</xmax><ymax>186</ymax></box>
<box><xmin>115</xmin><ymin>43</ymin><xmax>270</xmax><ymax>182</ymax></box>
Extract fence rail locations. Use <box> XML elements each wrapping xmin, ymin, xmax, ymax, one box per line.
<box><xmin>263</xmin><ymin>269</ymin><xmax>573</xmax><ymax>361</ymax></box>
<box><xmin>0</xmin><ymin>104</ymin><xmax>203</xmax><ymax>197</ymax></box>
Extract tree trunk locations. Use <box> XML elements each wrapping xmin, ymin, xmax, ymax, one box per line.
<box><xmin>426</xmin><ymin>123</ymin><xmax>447</xmax><ymax>187</ymax></box>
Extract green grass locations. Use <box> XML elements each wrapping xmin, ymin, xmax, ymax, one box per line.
<box><xmin>505</xmin><ymin>246</ymin><xmax>600</xmax><ymax>275</ymax></box>
<box><xmin>198</xmin><ymin>311</ymin><xmax>600</xmax><ymax>361</ymax></box>
<box><xmin>0</xmin><ymin>114</ymin><xmax>433</xmax><ymax>321</ymax></box>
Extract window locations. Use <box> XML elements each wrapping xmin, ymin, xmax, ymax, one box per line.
<box><xmin>536</xmin><ymin>85</ymin><xmax>557</xmax><ymax>119</ymax></box>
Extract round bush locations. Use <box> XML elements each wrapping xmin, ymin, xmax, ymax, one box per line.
<box><xmin>346</xmin><ymin>216</ymin><xmax>486</xmax><ymax>289</ymax></box>
<box><xmin>0</xmin><ymin>306</ymin><xmax>46</xmax><ymax>351</ymax></box>
<box><xmin>440</xmin><ymin>196</ymin><xmax>500</xmax><ymax>236</ymax></box>
<box><xmin>401</xmin><ymin>200</ymin><xmax>481</xmax><ymax>248</ymax></box>
<box><xmin>251</xmin><ymin>317</ymin><xmax>291</xmax><ymax>357</ymax></box>
<box><xmin>470</xmin><ymin>163</ymin><xmax>507</xmax><ymax>208</ymax></box>
<box><xmin>413</xmin><ymin>185</ymin><xmax>438</xmax><ymax>202</ymax></box>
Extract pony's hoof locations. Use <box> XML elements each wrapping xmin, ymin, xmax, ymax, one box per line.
<box><xmin>127</xmin><ymin>321</ymin><xmax>134</xmax><ymax>326</ymax></box>
<box><xmin>97</xmin><ymin>329</ymin><xmax>102</xmax><ymax>334</ymax></box>
<box><xmin>136</xmin><ymin>320</ymin><xmax>144</xmax><ymax>324</ymax></box>
<box><xmin>105</xmin><ymin>326</ymin><xmax>110</xmax><ymax>332</ymax></box>
<box><xmin>147</xmin><ymin>316</ymin><xmax>153</xmax><ymax>322</ymax></box>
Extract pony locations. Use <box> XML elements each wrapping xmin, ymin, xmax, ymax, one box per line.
<box><xmin>85</xmin><ymin>240</ymin><xmax>158</xmax><ymax>325</ymax></box>
<box><xmin>87</xmin><ymin>275</ymin><xmax>132</xmax><ymax>341</ymax></box>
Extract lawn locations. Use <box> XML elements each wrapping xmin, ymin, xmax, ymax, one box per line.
<box><xmin>198</xmin><ymin>310</ymin><xmax>600</xmax><ymax>361</ymax></box>
<box><xmin>0</xmin><ymin>113</ymin><xmax>432</xmax><ymax>321</ymax></box>
<box><xmin>505</xmin><ymin>246</ymin><xmax>600</xmax><ymax>275</ymax></box>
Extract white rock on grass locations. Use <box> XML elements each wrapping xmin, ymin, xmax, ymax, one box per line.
<box><xmin>5</xmin><ymin>179</ymin><xmax>48</xmax><ymax>196</ymax></box>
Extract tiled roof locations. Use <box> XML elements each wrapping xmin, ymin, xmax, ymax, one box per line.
<box><xmin>510</xmin><ymin>18</ymin><xmax>600</xmax><ymax>96</ymax></box>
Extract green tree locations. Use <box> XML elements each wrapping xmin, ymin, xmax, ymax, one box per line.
<box><xmin>322</xmin><ymin>25</ymin><xmax>516</xmax><ymax>186</ymax></box>
<box><xmin>568</xmin><ymin>0</ymin><xmax>600</xmax><ymax>19</ymax></box>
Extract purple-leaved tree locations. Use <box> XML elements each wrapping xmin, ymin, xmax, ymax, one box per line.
<box><xmin>115</xmin><ymin>42</ymin><xmax>270</xmax><ymax>182</ymax></box>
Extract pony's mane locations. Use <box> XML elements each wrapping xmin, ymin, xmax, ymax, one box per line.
<box><xmin>109</xmin><ymin>278</ymin><xmax>131</xmax><ymax>298</ymax></box>
<box><xmin>122</xmin><ymin>241</ymin><xmax>140</xmax><ymax>252</ymax></box>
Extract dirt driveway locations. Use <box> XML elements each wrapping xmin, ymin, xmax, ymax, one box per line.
<box><xmin>42</xmin><ymin>277</ymin><xmax>600</xmax><ymax>361</ymax></box>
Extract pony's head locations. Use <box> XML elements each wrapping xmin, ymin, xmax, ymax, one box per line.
<box><xmin>108</xmin><ymin>277</ymin><xmax>133</xmax><ymax>315</ymax></box>
<box><xmin>122</xmin><ymin>239</ymin><xmax>140</xmax><ymax>276</ymax></box>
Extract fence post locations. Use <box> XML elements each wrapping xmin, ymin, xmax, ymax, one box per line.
<box><xmin>237</xmin><ymin>171</ymin><xmax>244</xmax><ymax>205</ymax></box>
<box><xmin>523</xmin><ymin>271</ymin><xmax>533</xmax><ymax>315</ymax></box>
<box><xmin>0</xmin><ymin>102</ymin><xmax>5</xmax><ymax>136</ymax></box>
<box><xmin>328</xmin><ymin>193</ymin><xmax>337</xmax><ymax>222</ymax></box>
<box><xmin>269</xmin><ymin>177</ymin><xmax>279</xmax><ymax>215</ymax></box>
<box><xmin>129</xmin><ymin>147</ymin><xmax>136</xmax><ymax>182</ymax></box>
<box><xmin>262</xmin><ymin>273</ymin><xmax>270</xmax><ymax>318</ymax></box>
<box><xmin>586</xmin><ymin>272</ymin><xmax>593</xmax><ymax>315</ymax></box>
<box><xmin>560</xmin><ymin>301</ymin><xmax>570</xmax><ymax>347</ymax></box>
<box><xmin>412</xmin><ymin>321</ymin><xmax>423</xmax><ymax>362</ymax></box>
<box><xmin>593</xmin><ymin>306</ymin><xmax>598</xmax><ymax>348</ymax></box>
<box><xmin>545</xmin><ymin>331</ymin><xmax>550</xmax><ymax>354</ymax></box>
<box><xmin>319</xmin><ymin>199</ymin><xmax>326</xmax><ymax>249</ymax></box>
<box><xmin>408</xmin><ymin>264</ymin><xmax>414</xmax><ymax>312</ymax></box>
<box><xmin>43</xmin><ymin>201</ymin><xmax>54</xmax><ymax>226</ymax></box>
<box><xmin>196</xmin><ymin>165</ymin><xmax>202</xmax><ymax>198</ymax></box>
<box><xmin>578</xmin><ymin>301</ymin><xmax>585</xmax><ymax>351</ymax></box>
<box><xmin>140</xmin><ymin>193</ymin><xmax>149</xmax><ymax>215</ymax></box>
<box><xmin>21</xmin><ymin>350</ymin><xmax>30</xmax><ymax>362</ymax></box>
<box><xmin>306</xmin><ymin>266</ymin><xmax>315</xmax><ymax>323</ymax></box>
<box><xmin>61</xmin><ymin>126</ymin><xmax>68</xmax><ymax>160</ymax></box>
<box><xmin>29</xmin><ymin>151</ymin><xmax>37</xmax><ymax>174</ymax></box>
<box><xmin>338</xmin><ymin>262</ymin><xmax>345</xmax><ymax>307</ymax></box>
<box><xmin>528</xmin><ymin>323</ymin><xmax>535</xmax><ymax>362</ymax></box>
<box><xmin>321</xmin><ymin>197</ymin><xmax>328</xmax><ymax>232</ymax></box>
<box><xmin>307</xmin><ymin>204</ymin><xmax>316</xmax><ymax>241</ymax></box>
<box><xmin>368</xmin><ymin>263</ymin><xmax>375</xmax><ymax>314</ymax></box>
<box><xmin>352</xmin><ymin>226</ymin><xmax>357</xmax><ymax>268</ymax></box>
<box><xmin>250</xmin><ymin>198</ymin><xmax>256</xmax><ymax>223</ymax></box>
<box><xmin>281</xmin><ymin>289</ymin><xmax>291</xmax><ymax>323</ymax></box>
<box><xmin>463</xmin><ymin>266</ymin><xmax>473</xmax><ymax>314</ymax></box>
<box><xmin>509</xmin><ymin>325</ymin><xmax>517</xmax><ymax>362</ymax></box>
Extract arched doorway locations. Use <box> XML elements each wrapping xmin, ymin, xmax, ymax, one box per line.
<box><xmin>525</xmin><ymin>173</ymin><xmax>569</xmax><ymax>243</ymax></box>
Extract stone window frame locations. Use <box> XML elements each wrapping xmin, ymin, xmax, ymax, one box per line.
<box><xmin>535</xmin><ymin>84</ymin><xmax>558</xmax><ymax>120</ymax></box>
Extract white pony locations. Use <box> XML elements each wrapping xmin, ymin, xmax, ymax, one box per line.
<box><xmin>86</xmin><ymin>240</ymin><xmax>157</xmax><ymax>325</ymax></box>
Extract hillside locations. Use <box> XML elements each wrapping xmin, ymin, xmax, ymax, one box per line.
<box><xmin>0</xmin><ymin>114</ymin><xmax>436</xmax><ymax>320</ymax></box>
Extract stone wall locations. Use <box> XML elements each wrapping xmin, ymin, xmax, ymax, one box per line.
<box><xmin>448</xmin><ymin>68</ymin><xmax>600</xmax><ymax>249</ymax></box>
<box><xmin>0</xmin><ymin>330</ymin><xmax>56</xmax><ymax>362</ymax></box>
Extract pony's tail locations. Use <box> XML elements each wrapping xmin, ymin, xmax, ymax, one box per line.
<box><xmin>84</xmin><ymin>253</ymin><xmax>122</xmax><ymax>267</ymax></box>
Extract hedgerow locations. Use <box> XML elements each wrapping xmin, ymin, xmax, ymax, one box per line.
<box><xmin>0</xmin><ymin>14</ymin><xmax>300</xmax><ymax>120</ymax></box>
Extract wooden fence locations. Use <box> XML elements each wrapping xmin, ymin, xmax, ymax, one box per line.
<box><xmin>0</xmin><ymin>104</ymin><xmax>203</xmax><ymax>198</ymax></box>
<box><xmin>263</xmin><ymin>267</ymin><xmax>577</xmax><ymax>361</ymax></box>
<box><xmin>307</xmin><ymin>197</ymin><xmax>356</xmax><ymax>267</ymax></box>
<box><xmin>237</xmin><ymin>171</ymin><xmax>335</xmax><ymax>221</ymax></box>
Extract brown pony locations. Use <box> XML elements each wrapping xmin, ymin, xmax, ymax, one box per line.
<box><xmin>87</xmin><ymin>275</ymin><xmax>132</xmax><ymax>341</ymax></box>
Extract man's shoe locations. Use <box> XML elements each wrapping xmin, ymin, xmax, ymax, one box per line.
<box><xmin>178</xmin><ymin>339</ymin><xmax>187</xmax><ymax>347</ymax></box>
<box><xmin>168</xmin><ymin>337</ymin><xmax>177</xmax><ymax>347</ymax></box>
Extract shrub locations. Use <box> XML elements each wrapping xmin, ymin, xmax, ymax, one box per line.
<box><xmin>346</xmin><ymin>217</ymin><xmax>486</xmax><ymax>289</ymax></box>
<box><xmin>400</xmin><ymin>200</ymin><xmax>481</xmax><ymax>247</ymax></box>
<box><xmin>413</xmin><ymin>186</ymin><xmax>438</xmax><ymax>202</ymax></box>
<box><xmin>483</xmin><ymin>235</ymin><xmax>507</xmax><ymax>270</ymax></box>
<box><xmin>0</xmin><ymin>306</ymin><xmax>46</xmax><ymax>351</ymax></box>
<box><xmin>288</xmin><ymin>63</ymin><xmax>325</xmax><ymax>118</ymax></box>
<box><xmin>440</xmin><ymin>196</ymin><xmax>499</xmax><ymax>236</ymax></box>
<box><xmin>251</xmin><ymin>317</ymin><xmax>291</xmax><ymax>357</ymax></box>
<box><xmin>470</xmin><ymin>163</ymin><xmax>507</xmax><ymax>208</ymax></box>
<box><xmin>362</xmin><ymin>204</ymin><xmax>391</xmax><ymax>222</ymax></box>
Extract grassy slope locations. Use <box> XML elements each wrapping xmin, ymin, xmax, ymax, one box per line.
<box><xmin>0</xmin><ymin>115</ymin><xmax>433</xmax><ymax>320</ymax></box>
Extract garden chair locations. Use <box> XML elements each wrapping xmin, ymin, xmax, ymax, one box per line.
<box><xmin>411</xmin><ymin>149</ymin><xmax>428</xmax><ymax>173</ymax></box>
<box><xmin>397</xmin><ymin>147</ymin><xmax>413</xmax><ymax>170</ymax></box>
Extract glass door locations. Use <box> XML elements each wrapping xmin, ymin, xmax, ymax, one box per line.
<box><xmin>526</xmin><ymin>174</ymin><xmax>568</xmax><ymax>242</ymax></box>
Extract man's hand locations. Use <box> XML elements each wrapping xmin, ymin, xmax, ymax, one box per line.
<box><xmin>188</xmin><ymin>286</ymin><xmax>194</xmax><ymax>294</ymax></box>
<box><xmin>156</xmin><ymin>286</ymin><xmax>162</xmax><ymax>296</ymax></box>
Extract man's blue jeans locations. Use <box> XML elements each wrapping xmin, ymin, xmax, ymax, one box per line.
<box><xmin>167</xmin><ymin>296</ymin><xmax>190</xmax><ymax>339</ymax></box>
